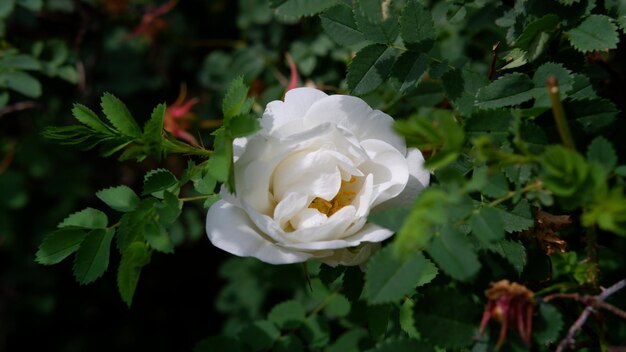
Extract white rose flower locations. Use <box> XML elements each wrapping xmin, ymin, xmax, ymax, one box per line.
<box><xmin>205</xmin><ymin>88</ymin><xmax>429</xmax><ymax>266</ymax></box>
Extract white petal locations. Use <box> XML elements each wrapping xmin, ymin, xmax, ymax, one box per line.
<box><xmin>359</xmin><ymin>139</ymin><xmax>410</xmax><ymax>207</ymax></box>
<box><xmin>283</xmin><ymin>222</ymin><xmax>393</xmax><ymax>250</ymax></box>
<box><xmin>273</xmin><ymin>192</ymin><xmax>311</xmax><ymax>230</ymax></box>
<box><xmin>262</xmin><ymin>88</ymin><xmax>328</xmax><ymax>135</ymax></box>
<box><xmin>206</xmin><ymin>200</ymin><xmax>311</xmax><ymax>264</ymax></box>
<box><xmin>374</xmin><ymin>148</ymin><xmax>430</xmax><ymax>211</ymax></box>
<box><xmin>283</xmin><ymin>205</ymin><xmax>357</xmax><ymax>244</ymax></box>
<box><xmin>303</xmin><ymin>95</ymin><xmax>406</xmax><ymax>154</ymax></box>
<box><xmin>290</xmin><ymin>208</ymin><xmax>329</xmax><ymax>229</ymax></box>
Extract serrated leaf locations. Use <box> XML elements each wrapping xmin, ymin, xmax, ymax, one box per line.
<box><xmin>587</xmin><ymin>136</ymin><xmax>617</xmax><ymax>172</ymax></box>
<box><xmin>0</xmin><ymin>71</ymin><xmax>41</xmax><ymax>98</ymax></box>
<box><xmin>414</xmin><ymin>287</ymin><xmax>478</xmax><ymax>349</ymax></box>
<box><xmin>364</xmin><ymin>247</ymin><xmax>438</xmax><ymax>304</ymax></box>
<box><xmin>268</xmin><ymin>300</ymin><xmax>306</xmax><ymax>330</ymax></box>
<box><xmin>442</xmin><ymin>69</ymin><xmax>489</xmax><ymax>116</ymax></box>
<box><xmin>96</xmin><ymin>185</ymin><xmax>140</xmax><ymax>212</ymax></box>
<box><xmin>426</xmin><ymin>226</ymin><xmax>480</xmax><ymax>281</ymax></box>
<box><xmin>35</xmin><ymin>228</ymin><xmax>87</xmax><ymax>265</ymax></box>
<box><xmin>320</xmin><ymin>4</ymin><xmax>367</xmax><ymax>47</ymax></box>
<box><xmin>156</xmin><ymin>191</ymin><xmax>182</xmax><ymax>226</ymax></box>
<box><xmin>142</xmin><ymin>169</ymin><xmax>178</xmax><ymax>195</ymax></box>
<box><xmin>143</xmin><ymin>103</ymin><xmax>166</xmax><ymax>149</ymax></box>
<box><xmin>347</xmin><ymin>44</ymin><xmax>397</xmax><ymax>95</ymax></box>
<box><xmin>354</xmin><ymin>2</ymin><xmax>399</xmax><ymax>44</ymax></box>
<box><xmin>324</xmin><ymin>293</ymin><xmax>351</xmax><ymax>318</ymax></box>
<box><xmin>471</xmin><ymin>207</ymin><xmax>505</xmax><ymax>243</ymax></box>
<box><xmin>100</xmin><ymin>93</ymin><xmax>142</xmax><ymax>138</ymax></box>
<box><xmin>534</xmin><ymin>303</ymin><xmax>563</xmax><ymax>344</ymax></box>
<box><xmin>59</xmin><ymin>207</ymin><xmax>108</xmax><ymax>229</ymax></box>
<box><xmin>367</xmin><ymin>304</ymin><xmax>390</xmax><ymax>341</ymax></box>
<box><xmin>400</xmin><ymin>0</ymin><xmax>434</xmax><ymax>50</ymax></box>
<box><xmin>399</xmin><ymin>299</ymin><xmax>420</xmax><ymax>339</ymax></box>
<box><xmin>143</xmin><ymin>219</ymin><xmax>173</xmax><ymax>253</ymax></box>
<box><xmin>568</xmin><ymin>74</ymin><xmax>597</xmax><ymax>100</ymax></box>
<box><xmin>116</xmin><ymin>199</ymin><xmax>157</xmax><ymax>252</ymax></box>
<box><xmin>273</xmin><ymin>0</ymin><xmax>339</xmax><ymax>19</ymax></box>
<box><xmin>465</xmin><ymin>109</ymin><xmax>514</xmax><ymax>144</ymax></box>
<box><xmin>365</xmin><ymin>337</ymin><xmax>434</xmax><ymax>352</ymax></box>
<box><xmin>117</xmin><ymin>241</ymin><xmax>151</xmax><ymax>307</ymax></box>
<box><xmin>73</xmin><ymin>228</ymin><xmax>114</xmax><ymax>284</ymax></box>
<box><xmin>226</xmin><ymin>113</ymin><xmax>261</xmax><ymax>138</ymax></box>
<box><xmin>71</xmin><ymin>104</ymin><xmax>111</xmax><ymax>134</ymax></box>
<box><xmin>475</xmin><ymin>73</ymin><xmax>534</xmax><ymax>109</ymax></box>
<box><xmin>514</xmin><ymin>14</ymin><xmax>559</xmax><ymax>50</ymax></box>
<box><xmin>567</xmin><ymin>15</ymin><xmax>619</xmax><ymax>52</ymax></box>
<box><xmin>318</xmin><ymin>264</ymin><xmax>346</xmax><ymax>286</ymax></box>
<box><xmin>483</xmin><ymin>239</ymin><xmax>527</xmax><ymax>275</ymax></box>
<box><xmin>566</xmin><ymin>98</ymin><xmax>618</xmax><ymax>133</ymax></box>
<box><xmin>390</xmin><ymin>51</ymin><xmax>428</xmax><ymax>93</ymax></box>
<box><xmin>495</xmin><ymin>199</ymin><xmax>535</xmax><ymax>233</ymax></box>
<box><xmin>532</xmin><ymin>62</ymin><xmax>573</xmax><ymax>107</ymax></box>
<box><xmin>368</xmin><ymin>207</ymin><xmax>411</xmax><ymax>233</ymax></box>
<box><xmin>222</xmin><ymin>77</ymin><xmax>249</xmax><ymax>120</ymax></box>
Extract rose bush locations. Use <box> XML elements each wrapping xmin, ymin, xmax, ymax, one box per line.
<box><xmin>206</xmin><ymin>88</ymin><xmax>429</xmax><ymax>266</ymax></box>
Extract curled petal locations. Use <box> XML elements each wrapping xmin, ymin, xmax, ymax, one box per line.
<box><xmin>206</xmin><ymin>200</ymin><xmax>311</xmax><ymax>264</ymax></box>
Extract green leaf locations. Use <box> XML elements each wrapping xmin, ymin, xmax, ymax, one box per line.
<box><xmin>142</xmin><ymin>168</ymin><xmax>178</xmax><ymax>196</ymax></box>
<box><xmin>483</xmin><ymin>239</ymin><xmax>527</xmax><ymax>275</ymax></box>
<box><xmin>465</xmin><ymin>109</ymin><xmax>514</xmax><ymax>144</ymax></box>
<box><xmin>301</xmin><ymin>315</ymin><xmax>330</xmax><ymax>348</ymax></box>
<box><xmin>587</xmin><ymin>136</ymin><xmax>617</xmax><ymax>172</ymax></box>
<box><xmin>567</xmin><ymin>15</ymin><xmax>619</xmax><ymax>52</ymax></box>
<box><xmin>226</xmin><ymin>113</ymin><xmax>261</xmax><ymax>138</ymax></box>
<box><xmin>207</xmin><ymin>151</ymin><xmax>229</xmax><ymax>183</ymax></box>
<box><xmin>324</xmin><ymin>294</ymin><xmax>351</xmax><ymax>319</ymax></box>
<box><xmin>222</xmin><ymin>76</ymin><xmax>249</xmax><ymax>120</ymax></box>
<box><xmin>495</xmin><ymin>199</ymin><xmax>535</xmax><ymax>233</ymax></box>
<box><xmin>390</xmin><ymin>51</ymin><xmax>428</xmax><ymax>93</ymax></box>
<box><xmin>399</xmin><ymin>299</ymin><xmax>420</xmax><ymax>339</ymax></box>
<box><xmin>72</xmin><ymin>228</ymin><xmax>115</xmax><ymax>284</ymax></box>
<box><xmin>513</xmin><ymin>14</ymin><xmax>559</xmax><ymax>57</ymax></box>
<box><xmin>534</xmin><ymin>303</ymin><xmax>563</xmax><ymax>345</ymax></box>
<box><xmin>368</xmin><ymin>207</ymin><xmax>410</xmax><ymax>233</ymax></box>
<box><xmin>96</xmin><ymin>185</ymin><xmax>140</xmax><ymax>212</ymax></box>
<box><xmin>354</xmin><ymin>1</ymin><xmax>399</xmax><ymax>44</ymax></box>
<box><xmin>273</xmin><ymin>0</ymin><xmax>339</xmax><ymax>19</ymax></box>
<box><xmin>0</xmin><ymin>71</ymin><xmax>41</xmax><ymax>98</ymax></box>
<box><xmin>17</xmin><ymin>0</ymin><xmax>42</xmax><ymax>11</ymax></box>
<box><xmin>59</xmin><ymin>207</ymin><xmax>108</xmax><ymax>229</ymax></box>
<box><xmin>442</xmin><ymin>69</ymin><xmax>489</xmax><ymax>116</ymax></box>
<box><xmin>364</xmin><ymin>247</ymin><xmax>438</xmax><ymax>304</ymax></box>
<box><xmin>367</xmin><ymin>304</ymin><xmax>390</xmax><ymax>341</ymax></box>
<box><xmin>268</xmin><ymin>300</ymin><xmax>306</xmax><ymax>330</ymax></box>
<box><xmin>347</xmin><ymin>44</ymin><xmax>397</xmax><ymax>95</ymax></box>
<box><xmin>343</xmin><ymin>266</ymin><xmax>364</xmax><ymax>301</ymax></box>
<box><xmin>532</xmin><ymin>62</ymin><xmax>573</xmax><ymax>107</ymax></box>
<box><xmin>318</xmin><ymin>264</ymin><xmax>346</xmax><ymax>286</ymax></box>
<box><xmin>0</xmin><ymin>54</ymin><xmax>41</xmax><ymax>70</ymax></box>
<box><xmin>71</xmin><ymin>104</ymin><xmax>111</xmax><ymax>134</ymax></box>
<box><xmin>475</xmin><ymin>73</ymin><xmax>534</xmax><ymax>109</ymax></box>
<box><xmin>0</xmin><ymin>0</ymin><xmax>15</xmax><ymax>18</ymax></box>
<box><xmin>471</xmin><ymin>207</ymin><xmax>505</xmax><ymax>244</ymax></box>
<box><xmin>156</xmin><ymin>191</ymin><xmax>182</xmax><ymax>226</ymax></box>
<box><xmin>400</xmin><ymin>0</ymin><xmax>435</xmax><ymax>50</ymax></box>
<box><xmin>143</xmin><ymin>219</ymin><xmax>174</xmax><ymax>253</ymax></box>
<box><xmin>116</xmin><ymin>199</ymin><xmax>157</xmax><ymax>252</ymax></box>
<box><xmin>320</xmin><ymin>4</ymin><xmax>367</xmax><ymax>48</ymax></box>
<box><xmin>568</xmin><ymin>74</ymin><xmax>597</xmax><ymax>101</ymax></box>
<box><xmin>35</xmin><ymin>228</ymin><xmax>87</xmax><ymax>265</ymax></box>
<box><xmin>540</xmin><ymin>145</ymin><xmax>589</xmax><ymax>197</ymax></box>
<box><xmin>365</xmin><ymin>338</ymin><xmax>434</xmax><ymax>352</ymax></box>
<box><xmin>143</xmin><ymin>103</ymin><xmax>166</xmax><ymax>149</ymax></box>
<box><xmin>100</xmin><ymin>93</ymin><xmax>142</xmax><ymax>138</ymax></box>
<box><xmin>413</xmin><ymin>287</ymin><xmax>478</xmax><ymax>349</ymax></box>
<box><xmin>426</xmin><ymin>226</ymin><xmax>480</xmax><ymax>281</ymax></box>
<box><xmin>117</xmin><ymin>241</ymin><xmax>151</xmax><ymax>307</ymax></box>
<box><xmin>273</xmin><ymin>335</ymin><xmax>304</xmax><ymax>352</ymax></box>
<box><xmin>566</xmin><ymin>98</ymin><xmax>618</xmax><ymax>133</ymax></box>
<box><xmin>326</xmin><ymin>328</ymin><xmax>368</xmax><ymax>352</ymax></box>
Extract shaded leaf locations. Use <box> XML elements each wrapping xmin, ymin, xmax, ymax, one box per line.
<box><xmin>534</xmin><ymin>302</ymin><xmax>563</xmax><ymax>345</ymax></box>
<box><xmin>390</xmin><ymin>51</ymin><xmax>428</xmax><ymax>93</ymax></box>
<box><xmin>367</xmin><ymin>304</ymin><xmax>390</xmax><ymax>341</ymax></box>
<box><xmin>587</xmin><ymin>136</ymin><xmax>617</xmax><ymax>172</ymax></box>
<box><xmin>495</xmin><ymin>199</ymin><xmax>535</xmax><ymax>233</ymax></box>
<box><xmin>117</xmin><ymin>241</ymin><xmax>151</xmax><ymax>307</ymax></box>
<box><xmin>471</xmin><ymin>207</ymin><xmax>505</xmax><ymax>244</ymax></box>
<box><xmin>0</xmin><ymin>71</ymin><xmax>41</xmax><ymax>97</ymax></box>
<box><xmin>475</xmin><ymin>73</ymin><xmax>534</xmax><ymax>109</ymax></box>
<box><xmin>71</xmin><ymin>103</ymin><xmax>111</xmax><ymax>134</ymax></box>
<box><xmin>320</xmin><ymin>4</ymin><xmax>367</xmax><ymax>47</ymax></box>
<box><xmin>426</xmin><ymin>226</ymin><xmax>480</xmax><ymax>281</ymax></box>
<box><xmin>347</xmin><ymin>44</ymin><xmax>397</xmax><ymax>95</ymax></box>
<box><xmin>365</xmin><ymin>337</ymin><xmax>434</xmax><ymax>352</ymax></box>
<box><xmin>483</xmin><ymin>239</ymin><xmax>527</xmax><ymax>275</ymax></box>
<box><xmin>35</xmin><ymin>228</ymin><xmax>87</xmax><ymax>265</ymax></box>
<box><xmin>273</xmin><ymin>0</ymin><xmax>339</xmax><ymax>19</ymax></box>
<box><xmin>143</xmin><ymin>168</ymin><xmax>178</xmax><ymax>196</ymax></box>
<box><xmin>364</xmin><ymin>247</ymin><xmax>438</xmax><ymax>304</ymax></box>
<box><xmin>73</xmin><ymin>228</ymin><xmax>115</xmax><ymax>284</ymax></box>
<box><xmin>400</xmin><ymin>0</ymin><xmax>435</xmax><ymax>50</ymax></box>
<box><xmin>268</xmin><ymin>300</ymin><xmax>306</xmax><ymax>330</ymax></box>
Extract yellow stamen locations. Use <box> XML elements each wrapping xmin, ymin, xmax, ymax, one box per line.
<box><xmin>308</xmin><ymin>176</ymin><xmax>358</xmax><ymax>216</ymax></box>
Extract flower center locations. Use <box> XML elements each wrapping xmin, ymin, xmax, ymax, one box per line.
<box><xmin>308</xmin><ymin>176</ymin><xmax>357</xmax><ymax>216</ymax></box>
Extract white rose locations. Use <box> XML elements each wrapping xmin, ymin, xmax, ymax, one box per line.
<box><xmin>205</xmin><ymin>88</ymin><xmax>429</xmax><ymax>266</ymax></box>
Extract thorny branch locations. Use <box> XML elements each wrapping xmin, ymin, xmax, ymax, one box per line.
<box><xmin>545</xmin><ymin>279</ymin><xmax>626</xmax><ymax>352</ymax></box>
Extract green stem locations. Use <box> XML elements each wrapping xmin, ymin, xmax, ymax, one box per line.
<box><xmin>488</xmin><ymin>179</ymin><xmax>544</xmax><ymax>207</ymax></box>
<box><xmin>548</xmin><ymin>76</ymin><xmax>576</xmax><ymax>150</ymax></box>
